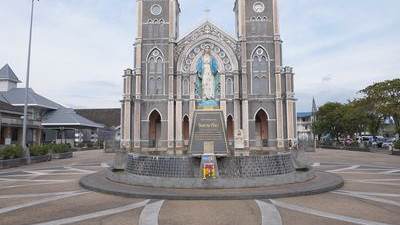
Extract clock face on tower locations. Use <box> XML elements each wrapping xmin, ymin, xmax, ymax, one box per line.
<box><xmin>150</xmin><ymin>4</ymin><xmax>162</xmax><ymax>16</ymax></box>
<box><xmin>253</xmin><ymin>2</ymin><xmax>265</xmax><ymax>13</ymax></box>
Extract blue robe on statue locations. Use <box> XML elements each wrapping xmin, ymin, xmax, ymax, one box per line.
<box><xmin>196</xmin><ymin>56</ymin><xmax>220</xmax><ymax>107</ymax></box>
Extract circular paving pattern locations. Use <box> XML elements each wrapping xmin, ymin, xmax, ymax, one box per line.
<box><xmin>0</xmin><ymin>149</ymin><xmax>399</xmax><ymax>225</ymax></box>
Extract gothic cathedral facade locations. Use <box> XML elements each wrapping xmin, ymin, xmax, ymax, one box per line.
<box><xmin>121</xmin><ymin>0</ymin><xmax>296</xmax><ymax>152</ymax></box>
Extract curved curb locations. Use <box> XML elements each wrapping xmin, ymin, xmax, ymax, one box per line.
<box><xmin>79</xmin><ymin>171</ymin><xmax>344</xmax><ymax>200</ymax></box>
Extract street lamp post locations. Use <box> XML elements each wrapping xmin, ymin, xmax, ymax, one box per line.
<box><xmin>22</xmin><ymin>0</ymin><xmax>39</xmax><ymax>163</ymax></box>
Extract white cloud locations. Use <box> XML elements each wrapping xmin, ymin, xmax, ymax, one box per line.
<box><xmin>0</xmin><ymin>0</ymin><xmax>399</xmax><ymax>112</ymax></box>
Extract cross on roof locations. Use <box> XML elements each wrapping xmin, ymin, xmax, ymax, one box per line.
<box><xmin>204</xmin><ymin>7</ymin><xmax>211</xmax><ymax>19</ymax></box>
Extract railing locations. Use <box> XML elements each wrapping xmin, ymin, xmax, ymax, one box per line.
<box><xmin>1</xmin><ymin>118</ymin><xmax>41</xmax><ymax>126</ymax></box>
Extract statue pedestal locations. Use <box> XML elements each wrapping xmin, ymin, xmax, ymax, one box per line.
<box><xmin>189</xmin><ymin>109</ymin><xmax>229</xmax><ymax>156</ymax></box>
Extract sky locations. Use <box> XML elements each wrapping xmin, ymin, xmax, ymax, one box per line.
<box><xmin>0</xmin><ymin>0</ymin><xmax>399</xmax><ymax>112</ymax></box>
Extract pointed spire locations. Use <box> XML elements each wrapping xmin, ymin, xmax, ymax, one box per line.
<box><xmin>0</xmin><ymin>64</ymin><xmax>21</xmax><ymax>83</ymax></box>
<box><xmin>312</xmin><ymin>97</ymin><xmax>317</xmax><ymax>115</ymax></box>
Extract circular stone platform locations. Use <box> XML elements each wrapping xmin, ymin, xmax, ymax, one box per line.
<box><xmin>79</xmin><ymin>171</ymin><xmax>344</xmax><ymax>200</ymax></box>
<box><xmin>113</xmin><ymin>153</ymin><xmax>310</xmax><ymax>188</ymax></box>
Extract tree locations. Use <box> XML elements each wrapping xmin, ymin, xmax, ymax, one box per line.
<box><xmin>313</xmin><ymin>102</ymin><xmax>345</xmax><ymax>140</ymax></box>
<box><xmin>351</xmin><ymin>98</ymin><xmax>382</xmax><ymax>135</ymax></box>
<box><xmin>342</xmin><ymin>100</ymin><xmax>370</xmax><ymax>136</ymax></box>
<box><xmin>360</xmin><ymin>79</ymin><xmax>400</xmax><ymax>135</ymax></box>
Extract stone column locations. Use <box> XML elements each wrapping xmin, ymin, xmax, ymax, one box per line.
<box><xmin>220</xmin><ymin>72</ymin><xmax>227</xmax><ymax>120</ymax></box>
<box><xmin>275</xmin><ymin>67</ymin><xmax>284</xmax><ymax>149</ymax></box>
<box><xmin>285</xmin><ymin>67</ymin><xmax>296</xmax><ymax>141</ymax></box>
<box><xmin>175</xmin><ymin>72</ymin><xmax>183</xmax><ymax>150</ymax></box>
<box><xmin>273</xmin><ymin>0</ymin><xmax>284</xmax><ymax>149</ymax></box>
<box><xmin>133</xmin><ymin>42</ymin><xmax>142</xmax><ymax>150</ymax></box>
<box><xmin>189</xmin><ymin>71</ymin><xmax>196</xmax><ymax>132</ymax></box>
<box><xmin>240</xmin><ymin>42</ymin><xmax>249</xmax><ymax>148</ymax></box>
<box><xmin>4</xmin><ymin>126</ymin><xmax>12</xmax><ymax>145</ymax></box>
<box><xmin>0</xmin><ymin>113</ymin><xmax>2</xmax><ymax>144</ymax></box>
<box><xmin>18</xmin><ymin>128</ymin><xmax>23</xmax><ymax>146</ymax></box>
<box><xmin>237</xmin><ymin>0</ymin><xmax>249</xmax><ymax>148</ymax></box>
<box><xmin>35</xmin><ymin>128</ymin><xmax>41</xmax><ymax>144</ymax></box>
<box><xmin>122</xmin><ymin>69</ymin><xmax>133</xmax><ymax>150</ymax></box>
<box><xmin>132</xmin><ymin>0</ymin><xmax>143</xmax><ymax>151</ymax></box>
<box><xmin>238</xmin><ymin>0</ymin><xmax>246</xmax><ymax>38</ymax></box>
<box><xmin>233</xmin><ymin>71</ymin><xmax>241</xmax><ymax>135</ymax></box>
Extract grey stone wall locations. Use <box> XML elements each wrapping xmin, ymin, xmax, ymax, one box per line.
<box><xmin>125</xmin><ymin>153</ymin><xmax>295</xmax><ymax>179</ymax></box>
<box><xmin>126</xmin><ymin>154</ymin><xmax>197</xmax><ymax>178</ymax></box>
<box><xmin>218</xmin><ymin>154</ymin><xmax>294</xmax><ymax>178</ymax></box>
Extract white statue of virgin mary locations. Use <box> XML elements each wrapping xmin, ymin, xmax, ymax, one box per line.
<box><xmin>195</xmin><ymin>46</ymin><xmax>220</xmax><ymax>106</ymax></box>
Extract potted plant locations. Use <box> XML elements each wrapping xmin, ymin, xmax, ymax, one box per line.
<box><xmin>390</xmin><ymin>140</ymin><xmax>400</xmax><ymax>155</ymax></box>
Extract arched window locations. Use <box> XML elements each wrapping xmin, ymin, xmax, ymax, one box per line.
<box><xmin>147</xmin><ymin>48</ymin><xmax>164</xmax><ymax>95</ymax></box>
<box><xmin>251</xmin><ymin>47</ymin><xmax>270</xmax><ymax>95</ymax></box>
<box><xmin>182</xmin><ymin>78</ymin><xmax>189</xmax><ymax>96</ymax></box>
<box><xmin>255</xmin><ymin>109</ymin><xmax>269</xmax><ymax>147</ymax></box>
<box><xmin>182</xmin><ymin>116</ymin><xmax>190</xmax><ymax>144</ymax></box>
<box><xmin>227</xmin><ymin>115</ymin><xmax>234</xmax><ymax>141</ymax></box>
<box><xmin>149</xmin><ymin>110</ymin><xmax>162</xmax><ymax>148</ymax></box>
<box><xmin>226</xmin><ymin>78</ymin><xmax>233</xmax><ymax>96</ymax></box>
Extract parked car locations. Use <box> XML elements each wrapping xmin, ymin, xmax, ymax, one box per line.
<box><xmin>382</xmin><ymin>138</ymin><xmax>396</xmax><ymax>148</ymax></box>
<box><xmin>376</xmin><ymin>136</ymin><xmax>385</xmax><ymax>147</ymax></box>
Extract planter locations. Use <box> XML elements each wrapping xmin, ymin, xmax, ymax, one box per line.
<box><xmin>75</xmin><ymin>147</ymin><xmax>99</xmax><ymax>152</ymax></box>
<box><xmin>0</xmin><ymin>155</ymin><xmax>50</xmax><ymax>169</ymax></box>
<box><xmin>104</xmin><ymin>148</ymin><xmax>118</xmax><ymax>153</ymax></box>
<box><xmin>390</xmin><ymin>149</ymin><xmax>400</xmax><ymax>156</ymax></box>
<box><xmin>0</xmin><ymin>158</ymin><xmax>26</xmax><ymax>169</ymax></box>
<box><xmin>320</xmin><ymin>146</ymin><xmax>370</xmax><ymax>152</ymax></box>
<box><xmin>30</xmin><ymin>155</ymin><xmax>51</xmax><ymax>164</ymax></box>
<box><xmin>51</xmin><ymin>152</ymin><xmax>73</xmax><ymax>160</ymax></box>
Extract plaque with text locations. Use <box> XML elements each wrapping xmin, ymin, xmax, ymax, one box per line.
<box><xmin>189</xmin><ymin>110</ymin><xmax>229</xmax><ymax>155</ymax></box>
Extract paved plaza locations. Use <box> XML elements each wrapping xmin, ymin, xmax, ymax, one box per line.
<box><xmin>0</xmin><ymin>149</ymin><xmax>399</xmax><ymax>225</ymax></box>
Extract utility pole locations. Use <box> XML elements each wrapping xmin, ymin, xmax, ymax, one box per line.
<box><xmin>22</xmin><ymin>0</ymin><xmax>39</xmax><ymax>163</ymax></box>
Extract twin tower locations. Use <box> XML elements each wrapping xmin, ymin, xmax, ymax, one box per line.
<box><xmin>121</xmin><ymin>0</ymin><xmax>296</xmax><ymax>152</ymax></box>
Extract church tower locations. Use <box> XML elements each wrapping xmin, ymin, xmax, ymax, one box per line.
<box><xmin>122</xmin><ymin>0</ymin><xmax>295</xmax><ymax>152</ymax></box>
<box><xmin>121</xmin><ymin>0</ymin><xmax>180</xmax><ymax>150</ymax></box>
<box><xmin>234</xmin><ymin>0</ymin><xmax>296</xmax><ymax>149</ymax></box>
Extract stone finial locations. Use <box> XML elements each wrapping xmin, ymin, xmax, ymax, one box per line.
<box><xmin>124</xmin><ymin>68</ymin><xmax>133</xmax><ymax>76</ymax></box>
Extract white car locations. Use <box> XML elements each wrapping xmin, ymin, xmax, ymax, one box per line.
<box><xmin>382</xmin><ymin>138</ymin><xmax>395</xmax><ymax>148</ymax></box>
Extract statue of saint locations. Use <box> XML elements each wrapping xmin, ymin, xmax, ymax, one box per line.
<box><xmin>196</xmin><ymin>46</ymin><xmax>220</xmax><ymax>105</ymax></box>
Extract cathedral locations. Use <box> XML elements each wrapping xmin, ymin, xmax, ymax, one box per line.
<box><xmin>121</xmin><ymin>0</ymin><xmax>296</xmax><ymax>152</ymax></box>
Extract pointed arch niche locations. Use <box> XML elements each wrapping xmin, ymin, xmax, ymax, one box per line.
<box><xmin>251</xmin><ymin>46</ymin><xmax>270</xmax><ymax>95</ymax></box>
<box><xmin>182</xmin><ymin>115</ymin><xmax>190</xmax><ymax>145</ymax></box>
<box><xmin>148</xmin><ymin>110</ymin><xmax>162</xmax><ymax>148</ymax></box>
<box><xmin>146</xmin><ymin>48</ymin><xmax>165</xmax><ymax>95</ymax></box>
<box><xmin>255</xmin><ymin>109</ymin><xmax>269</xmax><ymax>147</ymax></box>
<box><xmin>227</xmin><ymin>115</ymin><xmax>234</xmax><ymax>142</ymax></box>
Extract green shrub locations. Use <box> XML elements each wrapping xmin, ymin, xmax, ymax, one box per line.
<box><xmin>0</xmin><ymin>146</ymin><xmax>23</xmax><ymax>159</ymax></box>
<box><xmin>350</xmin><ymin>142</ymin><xmax>358</xmax><ymax>148</ymax></box>
<box><xmin>87</xmin><ymin>142</ymin><xmax>93</xmax><ymax>148</ymax></box>
<box><xmin>96</xmin><ymin>141</ymin><xmax>104</xmax><ymax>149</ymax></box>
<box><xmin>77</xmin><ymin>142</ymin><xmax>85</xmax><ymax>148</ymax></box>
<box><xmin>30</xmin><ymin>145</ymin><xmax>50</xmax><ymax>156</ymax></box>
<box><xmin>363</xmin><ymin>142</ymin><xmax>371</xmax><ymax>149</ymax></box>
<box><xmin>41</xmin><ymin>144</ymin><xmax>52</xmax><ymax>155</ymax></box>
<box><xmin>29</xmin><ymin>145</ymin><xmax>41</xmax><ymax>156</ymax></box>
<box><xmin>394</xmin><ymin>141</ymin><xmax>400</xmax><ymax>149</ymax></box>
<box><xmin>52</xmin><ymin>143</ymin><xmax>71</xmax><ymax>153</ymax></box>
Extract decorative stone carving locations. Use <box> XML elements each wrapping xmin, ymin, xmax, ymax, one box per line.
<box><xmin>181</xmin><ymin>42</ymin><xmax>233</xmax><ymax>73</ymax></box>
<box><xmin>175</xmin><ymin>22</ymin><xmax>240</xmax><ymax>60</ymax></box>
